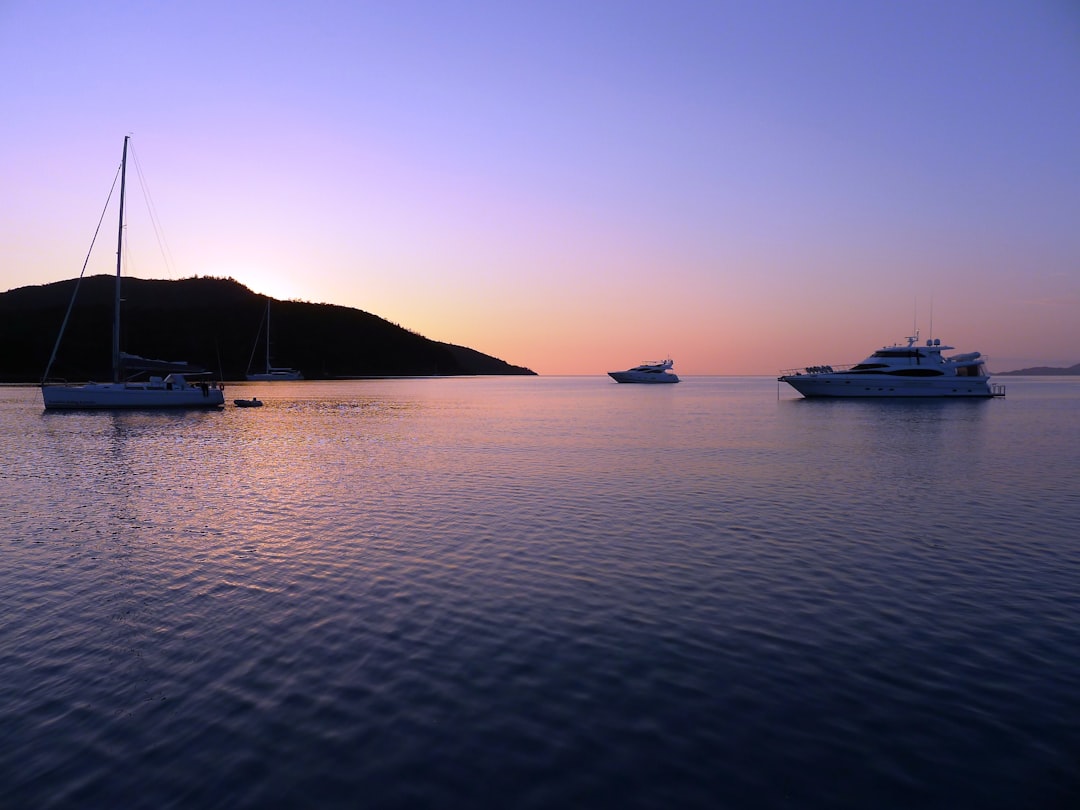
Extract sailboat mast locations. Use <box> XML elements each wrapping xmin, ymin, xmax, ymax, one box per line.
<box><xmin>265</xmin><ymin>300</ymin><xmax>271</xmax><ymax>374</ymax></box>
<box><xmin>113</xmin><ymin>136</ymin><xmax>129</xmax><ymax>383</ymax></box>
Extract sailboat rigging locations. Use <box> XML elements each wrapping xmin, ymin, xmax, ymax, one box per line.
<box><xmin>245</xmin><ymin>300</ymin><xmax>302</xmax><ymax>381</ymax></box>
<box><xmin>40</xmin><ymin>136</ymin><xmax>225</xmax><ymax>410</ymax></box>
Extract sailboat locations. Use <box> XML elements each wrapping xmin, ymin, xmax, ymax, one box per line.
<box><xmin>41</xmin><ymin>137</ymin><xmax>226</xmax><ymax>410</ymax></box>
<box><xmin>245</xmin><ymin>300</ymin><xmax>303</xmax><ymax>381</ymax></box>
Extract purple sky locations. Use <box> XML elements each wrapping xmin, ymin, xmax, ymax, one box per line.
<box><xmin>2</xmin><ymin>1</ymin><xmax>1078</xmax><ymax>373</ymax></box>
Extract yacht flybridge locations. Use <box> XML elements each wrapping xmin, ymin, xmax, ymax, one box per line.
<box><xmin>608</xmin><ymin>358</ymin><xmax>680</xmax><ymax>384</ymax></box>
<box><xmin>778</xmin><ymin>335</ymin><xmax>1005</xmax><ymax>398</ymax></box>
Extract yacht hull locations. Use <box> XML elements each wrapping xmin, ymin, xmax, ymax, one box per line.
<box><xmin>778</xmin><ymin>374</ymin><xmax>998</xmax><ymax>398</ymax></box>
<box><xmin>42</xmin><ymin>382</ymin><xmax>225</xmax><ymax>410</ymax></box>
<box><xmin>608</xmin><ymin>371</ymin><xmax>679</xmax><ymax>383</ymax></box>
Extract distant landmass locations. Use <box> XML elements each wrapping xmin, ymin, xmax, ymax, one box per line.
<box><xmin>997</xmin><ymin>363</ymin><xmax>1080</xmax><ymax>376</ymax></box>
<box><xmin>0</xmin><ymin>275</ymin><xmax>535</xmax><ymax>383</ymax></box>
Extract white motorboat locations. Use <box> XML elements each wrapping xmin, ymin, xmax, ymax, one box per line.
<box><xmin>41</xmin><ymin>137</ymin><xmax>225</xmax><ymax>410</ymax></box>
<box><xmin>778</xmin><ymin>335</ymin><xmax>1005</xmax><ymax>398</ymax></box>
<box><xmin>246</xmin><ymin>300</ymin><xmax>303</xmax><ymax>381</ymax></box>
<box><xmin>608</xmin><ymin>358</ymin><xmax>680</xmax><ymax>384</ymax></box>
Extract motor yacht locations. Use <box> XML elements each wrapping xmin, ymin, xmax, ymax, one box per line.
<box><xmin>778</xmin><ymin>335</ymin><xmax>1005</xmax><ymax>398</ymax></box>
<box><xmin>608</xmin><ymin>358</ymin><xmax>680</xmax><ymax>384</ymax></box>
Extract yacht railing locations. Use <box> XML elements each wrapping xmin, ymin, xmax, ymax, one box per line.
<box><xmin>778</xmin><ymin>364</ymin><xmax>855</xmax><ymax>377</ymax></box>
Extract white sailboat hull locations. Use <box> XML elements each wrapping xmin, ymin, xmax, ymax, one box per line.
<box><xmin>42</xmin><ymin>380</ymin><xmax>225</xmax><ymax>410</ymax></box>
<box><xmin>246</xmin><ymin>370</ymin><xmax>302</xmax><ymax>381</ymax></box>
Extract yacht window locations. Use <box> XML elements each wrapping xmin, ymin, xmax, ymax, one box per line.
<box><xmin>872</xmin><ymin>349</ymin><xmax>924</xmax><ymax>359</ymax></box>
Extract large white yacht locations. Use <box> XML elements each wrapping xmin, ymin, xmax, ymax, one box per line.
<box><xmin>778</xmin><ymin>335</ymin><xmax>1005</xmax><ymax>398</ymax></box>
<box><xmin>608</xmin><ymin>358</ymin><xmax>680</xmax><ymax>384</ymax></box>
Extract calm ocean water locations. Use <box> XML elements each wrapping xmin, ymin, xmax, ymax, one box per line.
<box><xmin>2</xmin><ymin>376</ymin><xmax>1078</xmax><ymax>809</ymax></box>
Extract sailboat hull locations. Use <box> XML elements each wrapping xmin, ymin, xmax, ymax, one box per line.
<box><xmin>246</xmin><ymin>370</ymin><xmax>302</xmax><ymax>381</ymax></box>
<box><xmin>42</xmin><ymin>381</ymin><xmax>225</xmax><ymax>410</ymax></box>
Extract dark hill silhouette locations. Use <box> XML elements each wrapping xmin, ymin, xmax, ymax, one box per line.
<box><xmin>0</xmin><ymin>275</ymin><xmax>535</xmax><ymax>382</ymax></box>
<box><xmin>997</xmin><ymin>363</ymin><xmax>1080</xmax><ymax>376</ymax></box>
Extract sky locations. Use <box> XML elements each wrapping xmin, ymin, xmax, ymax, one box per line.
<box><xmin>2</xmin><ymin>0</ymin><xmax>1078</xmax><ymax>374</ymax></box>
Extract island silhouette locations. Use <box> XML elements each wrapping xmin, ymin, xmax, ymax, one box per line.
<box><xmin>1</xmin><ymin>275</ymin><xmax>535</xmax><ymax>383</ymax></box>
<box><xmin>997</xmin><ymin>363</ymin><xmax>1080</xmax><ymax>376</ymax></box>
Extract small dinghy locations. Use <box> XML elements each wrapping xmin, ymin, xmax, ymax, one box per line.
<box><xmin>234</xmin><ymin>397</ymin><xmax>263</xmax><ymax>408</ymax></box>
